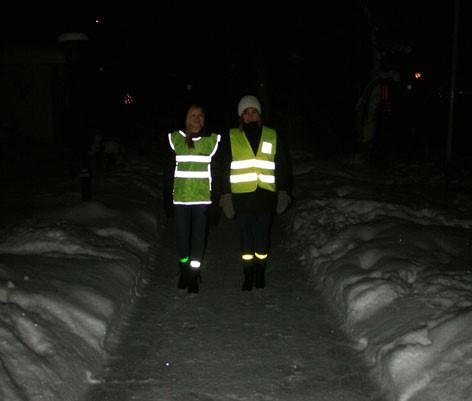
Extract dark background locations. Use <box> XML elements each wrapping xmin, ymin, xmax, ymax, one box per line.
<box><xmin>1</xmin><ymin>1</ymin><xmax>471</xmax><ymax>162</ymax></box>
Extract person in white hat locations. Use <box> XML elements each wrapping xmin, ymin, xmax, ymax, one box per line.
<box><xmin>219</xmin><ymin>95</ymin><xmax>292</xmax><ymax>291</ymax></box>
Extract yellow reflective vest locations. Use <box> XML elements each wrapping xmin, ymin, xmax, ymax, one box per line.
<box><xmin>168</xmin><ymin>130</ymin><xmax>220</xmax><ymax>205</ymax></box>
<box><xmin>229</xmin><ymin>126</ymin><xmax>277</xmax><ymax>194</ymax></box>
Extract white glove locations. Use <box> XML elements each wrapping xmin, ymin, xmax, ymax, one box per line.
<box><xmin>276</xmin><ymin>191</ymin><xmax>291</xmax><ymax>214</ymax></box>
<box><xmin>219</xmin><ymin>193</ymin><xmax>235</xmax><ymax>219</ymax></box>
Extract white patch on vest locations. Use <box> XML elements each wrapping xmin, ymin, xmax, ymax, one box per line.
<box><xmin>261</xmin><ymin>141</ymin><xmax>272</xmax><ymax>154</ymax></box>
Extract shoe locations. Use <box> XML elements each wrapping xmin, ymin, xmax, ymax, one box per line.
<box><xmin>241</xmin><ymin>262</ymin><xmax>254</xmax><ymax>291</ymax></box>
<box><xmin>177</xmin><ymin>262</ymin><xmax>189</xmax><ymax>289</ymax></box>
<box><xmin>187</xmin><ymin>268</ymin><xmax>201</xmax><ymax>294</ymax></box>
<box><xmin>254</xmin><ymin>262</ymin><xmax>266</xmax><ymax>289</ymax></box>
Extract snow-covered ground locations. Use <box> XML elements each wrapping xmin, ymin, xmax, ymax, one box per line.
<box><xmin>1</xmin><ymin>143</ymin><xmax>472</xmax><ymax>401</ymax></box>
<box><xmin>286</xmin><ymin>153</ymin><xmax>472</xmax><ymax>401</ymax></box>
<box><xmin>0</xmin><ymin>151</ymin><xmax>162</xmax><ymax>401</ymax></box>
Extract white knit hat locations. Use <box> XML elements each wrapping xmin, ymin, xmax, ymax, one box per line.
<box><xmin>237</xmin><ymin>95</ymin><xmax>261</xmax><ymax>116</ymax></box>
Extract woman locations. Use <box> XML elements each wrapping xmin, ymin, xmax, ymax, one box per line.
<box><xmin>165</xmin><ymin>105</ymin><xmax>221</xmax><ymax>293</ymax></box>
<box><xmin>219</xmin><ymin>95</ymin><xmax>292</xmax><ymax>291</ymax></box>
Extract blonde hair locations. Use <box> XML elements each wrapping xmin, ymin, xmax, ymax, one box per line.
<box><xmin>184</xmin><ymin>105</ymin><xmax>205</xmax><ymax>148</ymax></box>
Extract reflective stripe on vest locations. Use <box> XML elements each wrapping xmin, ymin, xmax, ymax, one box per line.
<box><xmin>169</xmin><ymin>130</ymin><xmax>220</xmax><ymax>205</ymax></box>
<box><xmin>229</xmin><ymin>126</ymin><xmax>277</xmax><ymax>193</ymax></box>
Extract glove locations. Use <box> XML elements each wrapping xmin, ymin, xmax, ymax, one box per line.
<box><xmin>219</xmin><ymin>193</ymin><xmax>235</xmax><ymax>219</ymax></box>
<box><xmin>276</xmin><ymin>191</ymin><xmax>291</xmax><ymax>214</ymax></box>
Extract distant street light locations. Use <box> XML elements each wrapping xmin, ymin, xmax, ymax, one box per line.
<box><xmin>123</xmin><ymin>93</ymin><xmax>135</xmax><ymax>105</ymax></box>
<box><xmin>57</xmin><ymin>32</ymin><xmax>89</xmax><ymax>64</ymax></box>
<box><xmin>57</xmin><ymin>32</ymin><xmax>89</xmax><ymax>43</ymax></box>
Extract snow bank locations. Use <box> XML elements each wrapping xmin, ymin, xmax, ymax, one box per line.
<box><xmin>0</xmin><ymin>158</ymin><xmax>161</xmax><ymax>401</ymax></box>
<box><xmin>288</xmin><ymin>158</ymin><xmax>472</xmax><ymax>401</ymax></box>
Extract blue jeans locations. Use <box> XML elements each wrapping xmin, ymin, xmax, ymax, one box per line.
<box><xmin>174</xmin><ymin>204</ymin><xmax>208</xmax><ymax>263</ymax></box>
<box><xmin>237</xmin><ymin>212</ymin><xmax>273</xmax><ymax>255</ymax></box>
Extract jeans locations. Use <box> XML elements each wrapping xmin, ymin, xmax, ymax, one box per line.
<box><xmin>174</xmin><ymin>204</ymin><xmax>208</xmax><ymax>262</ymax></box>
<box><xmin>237</xmin><ymin>212</ymin><xmax>273</xmax><ymax>255</ymax></box>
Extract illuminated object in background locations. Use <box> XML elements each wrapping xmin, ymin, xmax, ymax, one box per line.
<box><xmin>57</xmin><ymin>32</ymin><xmax>89</xmax><ymax>43</ymax></box>
<box><xmin>95</xmin><ymin>16</ymin><xmax>103</xmax><ymax>25</ymax></box>
<box><xmin>414</xmin><ymin>71</ymin><xmax>423</xmax><ymax>79</ymax></box>
<box><xmin>123</xmin><ymin>93</ymin><xmax>135</xmax><ymax>105</ymax></box>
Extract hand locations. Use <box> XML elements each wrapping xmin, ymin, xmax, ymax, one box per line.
<box><xmin>276</xmin><ymin>191</ymin><xmax>291</xmax><ymax>214</ymax></box>
<box><xmin>219</xmin><ymin>193</ymin><xmax>235</xmax><ymax>219</ymax></box>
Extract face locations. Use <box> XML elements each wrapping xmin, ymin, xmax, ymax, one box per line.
<box><xmin>186</xmin><ymin>106</ymin><xmax>205</xmax><ymax>134</ymax></box>
<box><xmin>241</xmin><ymin>107</ymin><xmax>261</xmax><ymax>124</ymax></box>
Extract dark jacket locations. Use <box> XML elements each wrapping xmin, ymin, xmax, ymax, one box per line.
<box><xmin>220</xmin><ymin>123</ymin><xmax>292</xmax><ymax>213</ymax></box>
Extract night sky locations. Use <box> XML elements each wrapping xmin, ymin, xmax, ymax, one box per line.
<box><xmin>1</xmin><ymin>1</ymin><xmax>471</xmax><ymax>158</ymax></box>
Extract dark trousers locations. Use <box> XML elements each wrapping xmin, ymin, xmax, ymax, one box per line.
<box><xmin>237</xmin><ymin>212</ymin><xmax>273</xmax><ymax>256</ymax></box>
<box><xmin>174</xmin><ymin>204</ymin><xmax>208</xmax><ymax>262</ymax></box>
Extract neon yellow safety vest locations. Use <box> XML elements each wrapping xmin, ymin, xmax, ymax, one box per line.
<box><xmin>168</xmin><ymin>130</ymin><xmax>221</xmax><ymax>205</ymax></box>
<box><xmin>229</xmin><ymin>126</ymin><xmax>277</xmax><ymax>194</ymax></box>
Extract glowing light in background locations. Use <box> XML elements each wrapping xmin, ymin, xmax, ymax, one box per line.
<box><xmin>123</xmin><ymin>93</ymin><xmax>135</xmax><ymax>105</ymax></box>
<box><xmin>414</xmin><ymin>71</ymin><xmax>423</xmax><ymax>79</ymax></box>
